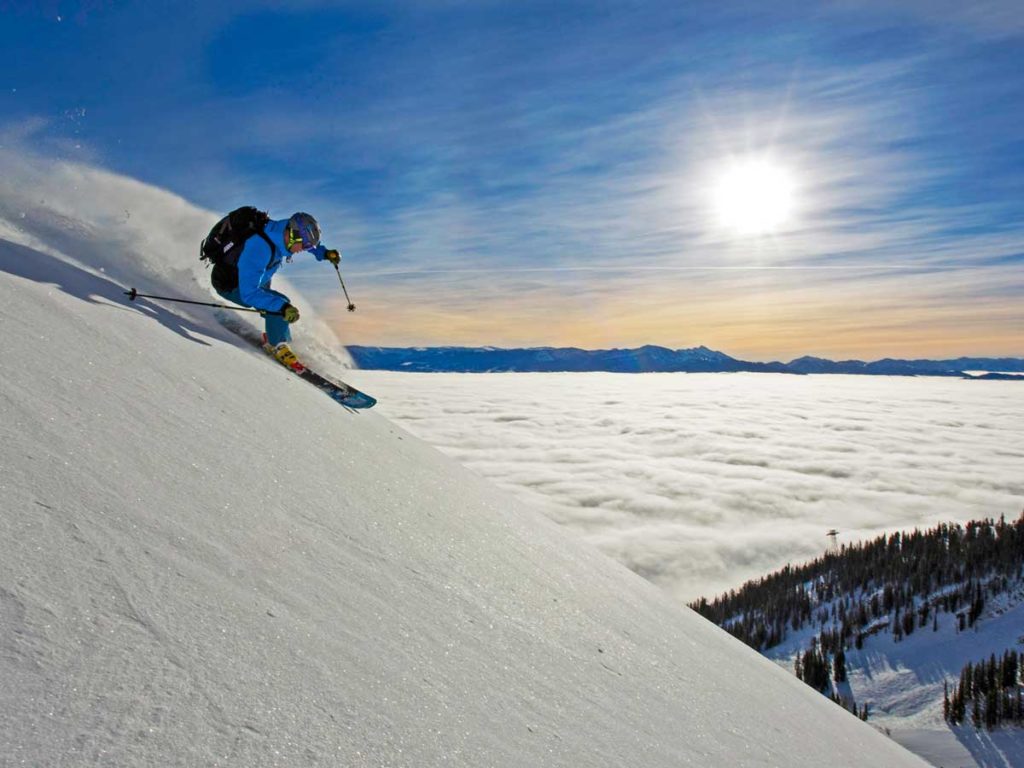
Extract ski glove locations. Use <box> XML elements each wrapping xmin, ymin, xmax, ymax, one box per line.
<box><xmin>323</xmin><ymin>249</ymin><xmax>341</xmax><ymax>266</ymax></box>
<box><xmin>281</xmin><ymin>303</ymin><xmax>300</xmax><ymax>323</ymax></box>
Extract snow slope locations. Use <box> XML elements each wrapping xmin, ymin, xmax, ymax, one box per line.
<box><xmin>763</xmin><ymin>579</ymin><xmax>1024</xmax><ymax>767</ymax></box>
<box><xmin>0</xmin><ymin>155</ymin><xmax>928</xmax><ymax>766</ymax></box>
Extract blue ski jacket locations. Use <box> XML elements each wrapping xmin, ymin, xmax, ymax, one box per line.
<box><xmin>235</xmin><ymin>218</ymin><xmax>329</xmax><ymax>313</ymax></box>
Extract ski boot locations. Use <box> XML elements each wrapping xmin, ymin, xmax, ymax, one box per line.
<box><xmin>261</xmin><ymin>333</ymin><xmax>305</xmax><ymax>372</ymax></box>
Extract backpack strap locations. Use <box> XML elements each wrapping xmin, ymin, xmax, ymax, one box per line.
<box><xmin>257</xmin><ymin>230</ymin><xmax>278</xmax><ymax>268</ymax></box>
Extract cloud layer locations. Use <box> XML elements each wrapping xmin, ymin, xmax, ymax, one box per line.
<box><xmin>349</xmin><ymin>371</ymin><xmax>1024</xmax><ymax>603</ymax></box>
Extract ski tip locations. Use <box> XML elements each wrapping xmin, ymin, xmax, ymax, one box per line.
<box><xmin>336</xmin><ymin>392</ymin><xmax>377</xmax><ymax>409</ymax></box>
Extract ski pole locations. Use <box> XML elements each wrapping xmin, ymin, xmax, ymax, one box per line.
<box><xmin>334</xmin><ymin>264</ymin><xmax>356</xmax><ymax>312</ymax></box>
<box><xmin>123</xmin><ymin>288</ymin><xmax>283</xmax><ymax>315</ymax></box>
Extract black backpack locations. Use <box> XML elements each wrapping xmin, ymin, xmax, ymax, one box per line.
<box><xmin>200</xmin><ymin>206</ymin><xmax>276</xmax><ymax>292</ymax></box>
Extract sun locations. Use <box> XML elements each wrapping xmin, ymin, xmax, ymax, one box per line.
<box><xmin>712</xmin><ymin>157</ymin><xmax>796</xmax><ymax>236</ymax></box>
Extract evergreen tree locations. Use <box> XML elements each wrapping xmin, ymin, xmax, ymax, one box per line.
<box><xmin>948</xmin><ymin>648</ymin><xmax>1024</xmax><ymax>729</ymax></box>
<box><xmin>834</xmin><ymin>647</ymin><xmax>847</xmax><ymax>683</ymax></box>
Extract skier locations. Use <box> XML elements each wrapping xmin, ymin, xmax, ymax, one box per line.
<box><xmin>209</xmin><ymin>211</ymin><xmax>340</xmax><ymax>371</ymax></box>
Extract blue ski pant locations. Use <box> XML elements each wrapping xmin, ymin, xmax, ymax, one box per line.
<box><xmin>216</xmin><ymin>286</ymin><xmax>292</xmax><ymax>346</ymax></box>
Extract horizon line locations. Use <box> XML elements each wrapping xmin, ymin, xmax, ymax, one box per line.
<box><xmin>341</xmin><ymin>343</ymin><xmax>1024</xmax><ymax>362</ymax></box>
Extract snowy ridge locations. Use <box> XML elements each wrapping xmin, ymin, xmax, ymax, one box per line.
<box><xmin>0</xmin><ymin>151</ymin><xmax>927</xmax><ymax>766</ymax></box>
<box><xmin>768</xmin><ymin>579</ymin><xmax>1024</xmax><ymax>767</ymax></box>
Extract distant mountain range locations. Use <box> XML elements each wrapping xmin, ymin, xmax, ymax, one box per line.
<box><xmin>347</xmin><ymin>345</ymin><xmax>1024</xmax><ymax>378</ymax></box>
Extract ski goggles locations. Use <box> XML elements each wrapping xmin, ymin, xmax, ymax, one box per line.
<box><xmin>285</xmin><ymin>225</ymin><xmax>317</xmax><ymax>251</ymax></box>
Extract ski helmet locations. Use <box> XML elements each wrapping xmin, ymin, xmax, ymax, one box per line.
<box><xmin>286</xmin><ymin>212</ymin><xmax>321</xmax><ymax>250</ymax></box>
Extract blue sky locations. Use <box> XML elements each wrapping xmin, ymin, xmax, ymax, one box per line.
<box><xmin>2</xmin><ymin>0</ymin><xmax>1022</xmax><ymax>358</ymax></box>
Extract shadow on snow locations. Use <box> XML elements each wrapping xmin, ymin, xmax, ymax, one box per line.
<box><xmin>0</xmin><ymin>238</ymin><xmax>218</xmax><ymax>347</ymax></box>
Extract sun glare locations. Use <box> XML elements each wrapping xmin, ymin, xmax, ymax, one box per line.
<box><xmin>712</xmin><ymin>157</ymin><xmax>796</xmax><ymax>236</ymax></box>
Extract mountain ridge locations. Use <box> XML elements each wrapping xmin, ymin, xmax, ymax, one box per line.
<box><xmin>348</xmin><ymin>344</ymin><xmax>1024</xmax><ymax>377</ymax></box>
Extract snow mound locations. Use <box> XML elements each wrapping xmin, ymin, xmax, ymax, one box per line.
<box><xmin>0</xmin><ymin>151</ymin><xmax>927</xmax><ymax>766</ymax></box>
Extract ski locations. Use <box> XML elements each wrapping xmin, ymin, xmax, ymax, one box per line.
<box><xmin>263</xmin><ymin>344</ymin><xmax>377</xmax><ymax>410</ymax></box>
<box><xmin>217</xmin><ymin>313</ymin><xmax>376</xmax><ymax>410</ymax></box>
<box><xmin>292</xmin><ymin>365</ymin><xmax>377</xmax><ymax>409</ymax></box>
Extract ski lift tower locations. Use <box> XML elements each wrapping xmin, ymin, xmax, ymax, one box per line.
<box><xmin>826</xmin><ymin>529</ymin><xmax>840</xmax><ymax>554</ymax></box>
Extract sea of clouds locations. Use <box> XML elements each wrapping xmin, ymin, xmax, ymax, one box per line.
<box><xmin>347</xmin><ymin>371</ymin><xmax>1024</xmax><ymax>603</ymax></box>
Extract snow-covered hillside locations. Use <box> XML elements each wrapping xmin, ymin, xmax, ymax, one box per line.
<box><xmin>0</xmin><ymin>153</ymin><xmax>928</xmax><ymax>766</ymax></box>
<box><xmin>693</xmin><ymin>518</ymin><xmax>1024</xmax><ymax>768</ymax></box>
<box><xmin>764</xmin><ymin>576</ymin><xmax>1024</xmax><ymax>768</ymax></box>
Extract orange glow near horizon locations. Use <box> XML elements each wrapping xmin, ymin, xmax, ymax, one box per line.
<box><xmin>323</xmin><ymin>286</ymin><xmax>1023</xmax><ymax>363</ymax></box>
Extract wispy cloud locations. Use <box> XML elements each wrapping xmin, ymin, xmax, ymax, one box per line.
<box><xmin>829</xmin><ymin>0</ymin><xmax>1024</xmax><ymax>40</ymax></box>
<box><xmin>3</xmin><ymin>2</ymin><xmax>1021</xmax><ymax>356</ymax></box>
<box><xmin>312</xmin><ymin>45</ymin><xmax>1024</xmax><ymax>356</ymax></box>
